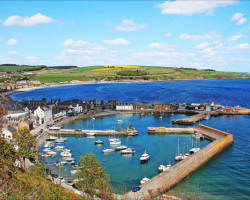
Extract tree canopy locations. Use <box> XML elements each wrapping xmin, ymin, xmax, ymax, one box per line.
<box><xmin>13</xmin><ymin>127</ymin><xmax>37</xmax><ymax>169</ymax></box>
<box><xmin>77</xmin><ymin>152</ymin><xmax>113</xmax><ymax>199</ymax></box>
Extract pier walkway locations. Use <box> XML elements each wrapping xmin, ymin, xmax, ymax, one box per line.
<box><xmin>123</xmin><ymin>124</ymin><xmax>233</xmax><ymax>200</ymax></box>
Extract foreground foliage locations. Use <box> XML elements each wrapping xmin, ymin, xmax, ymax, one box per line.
<box><xmin>77</xmin><ymin>152</ymin><xmax>114</xmax><ymax>199</ymax></box>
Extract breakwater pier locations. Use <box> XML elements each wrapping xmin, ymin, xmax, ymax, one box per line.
<box><xmin>123</xmin><ymin>124</ymin><xmax>233</xmax><ymax>199</ymax></box>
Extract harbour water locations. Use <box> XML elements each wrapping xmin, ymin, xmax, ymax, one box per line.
<box><xmin>13</xmin><ymin>79</ymin><xmax>250</xmax><ymax>199</ymax></box>
<box><xmin>40</xmin><ymin>113</ymin><xmax>210</xmax><ymax>194</ymax></box>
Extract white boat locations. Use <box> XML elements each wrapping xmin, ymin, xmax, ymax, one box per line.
<box><xmin>66</xmin><ymin>157</ymin><xmax>76</xmax><ymax>162</ymax></box>
<box><xmin>95</xmin><ymin>140</ymin><xmax>104</xmax><ymax>144</ymax></box>
<box><xmin>175</xmin><ymin>138</ymin><xmax>183</xmax><ymax>161</ymax></box>
<box><xmin>192</xmin><ymin>133</ymin><xmax>204</xmax><ymax>140</ymax></box>
<box><xmin>140</xmin><ymin>177</ymin><xmax>150</xmax><ymax>184</ymax></box>
<box><xmin>46</xmin><ymin>151</ymin><xmax>57</xmax><ymax>156</ymax></box>
<box><xmin>189</xmin><ymin>147</ymin><xmax>200</xmax><ymax>154</ymax></box>
<box><xmin>63</xmin><ymin>149</ymin><xmax>72</xmax><ymax>153</ymax></box>
<box><xmin>70</xmin><ymin>170</ymin><xmax>79</xmax><ymax>174</ymax></box>
<box><xmin>74</xmin><ymin>166</ymin><xmax>84</xmax><ymax>170</ymax></box>
<box><xmin>60</xmin><ymin>151</ymin><xmax>72</xmax><ymax>157</ymax></box>
<box><xmin>115</xmin><ymin>145</ymin><xmax>128</xmax><ymax>151</ymax></box>
<box><xmin>55</xmin><ymin>146</ymin><xmax>65</xmax><ymax>149</ymax></box>
<box><xmin>128</xmin><ymin>132</ymin><xmax>136</xmax><ymax>136</ymax></box>
<box><xmin>102</xmin><ymin>149</ymin><xmax>114</xmax><ymax>153</ymax></box>
<box><xmin>140</xmin><ymin>151</ymin><xmax>150</xmax><ymax>162</ymax></box>
<box><xmin>54</xmin><ymin>161</ymin><xmax>67</xmax><ymax>167</ymax></box>
<box><xmin>55</xmin><ymin>139</ymin><xmax>65</xmax><ymax>143</ymax></box>
<box><xmin>43</xmin><ymin>142</ymin><xmax>54</xmax><ymax>148</ymax></box>
<box><xmin>159</xmin><ymin>116</ymin><xmax>163</xmax><ymax>119</ymax></box>
<box><xmin>204</xmin><ymin>114</ymin><xmax>210</xmax><ymax>120</ymax></box>
<box><xmin>110</xmin><ymin>139</ymin><xmax>121</xmax><ymax>145</ymax></box>
<box><xmin>108</xmin><ymin>137</ymin><xmax>118</xmax><ymax>142</ymax></box>
<box><xmin>92</xmin><ymin>117</ymin><xmax>96</xmax><ymax>120</ymax></box>
<box><xmin>116</xmin><ymin>119</ymin><xmax>122</xmax><ymax>122</ymax></box>
<box><xmin>158</xmin><ymin>164</ymin><xmax>167</xmax><ymax>172</ymax></box>
<box><xmin>43</xmin><ymin>148</ymin><xmax>52</xmax><ymax>152</ymax></box>
<box><xmin>85</xmin><ymin>132</ymin><xmax>96</xmax><ymax>136</ymax></box>
<box><xmin>121</xmin><ymin>148</ymin><xmax>136</xmax><ymax>154</ymax></box>
<box><xmin>41</xmin><ymin>154</ymin><xmax>52</xmax><ymax>157</ymax></box>
<box><xmin>46</xmin><ymin>135</ymin><xmax>58</xmax><ymax>141</ymax></box>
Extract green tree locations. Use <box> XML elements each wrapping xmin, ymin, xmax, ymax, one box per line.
<box><xmin>13</xmin><ymin>127</ymin><xmax>37</xmax><ymax>169</ymax></box>
<box><xmin>0</xmin><ymin>138</ymin><xmax>16</xmax><ymax>162</ymax></box>
<box><xmin>77</xmin><ymin>152</ymin><xmax>113</xmax><ymax>199</ymax></box>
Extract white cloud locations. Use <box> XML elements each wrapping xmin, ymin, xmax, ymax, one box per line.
<box><xmin>92</xmin><ymin>46</ymin><xmax>107</xmax><ymax>51</ymax></box>
<box><xmin>186</xmin><ymin>53</ymin><xmax>196</xmax><ymax>57</ymax></box>
<box><xmin>231</xmin><ymin>13</ymin><xmax>244</xmax><ymax>21</ymax></box>
<box><xmin>114</xmin><ymin>19</ymin><xmax>148</xmax><ymax>31</ymax></box>
<box><xmin>4</xmin><ymin>13</ymin><xmax>53</xmax><ymax>27</ymax></box>
<box><xmin>26</xmin><ymin>56</ymin><xmax>39</xmax><ymax>60</ymax></box>
<box><xmin>164</xmin><ymin>33</ymin><xmax>172</xmax><ymax>37</ymax></box>
<box><xmin>61</xmin><ymin>49</ymin><xmax>97</xmax><ymax>55</ymax></box>
<box><xmin>60</xmin><ymin>39</ymin><xmax>88</xmax><ymax>47</ymax></box>
<box><xmin>237</xmin><ymin>18</ymin><xmax>247</xmax><ymax>26</ymax></box>
<box><xmin>217</xmin><ymin>43</ymin><xmax>223</xmax><ymax>48</ymax></box>
<box><xmin>147</xmin><ymin>42</ymin><xmax>178</xmax><ymax>51</ymax></box>
<box><xmin>0</xmin><ymin>35</ymin><xmax>7</xmax><ymax>40</ymax></box>
<box><xmin>105</xmin><ymin>21</ymin><xmax>113</xmax><ymax>26</ymax></box>
<box><xmin>227</xmin><ymin>35</ymin><xmax>242</xmax><ymax>42</ymax></box>
<box><xmin>8</xmin><ymin>51</ymin><xmax>20</xmax><ymax>54</ymax></box>
<box><xmin>228</xmin><ymin>43</ymin><xmax>250</xmax><ymax>50</ymax></box>
<box><xmin>157</xmin><ymin>1</ymin><xmax>237</xmax><ymax>16</ymax></box>
<box><xmin>103</xmin><ymin>38</ymin><xmax>130</xmax><ymax>46</ymax></box>
<box><xmin>205</xmin><ymin>10</ymin><xmax>215</xmax><ymax>16</ymax></box>
<box><xmin>195</xmin><ymin>42</ymin><xmax>210</xmax><ymax>49</ymax></box>
<box><xmin>200</xmin><ymin>47</ymin><xmax>215</xmax><ymax>57</ymax></box>
<box><xmin>6</xmin><ymin>38</ymin><xmax>19</xmax><ymax>46</ymax></box>
<box><xmin>179</xmin><ymin>31</ymin><xmax>221</xmax><ymax>41</ymax></box>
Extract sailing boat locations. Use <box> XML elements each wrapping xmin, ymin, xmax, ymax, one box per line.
<box><xmin>189</xmin><ymin>139</ymin><xmax>200</xmax><ymax>154</ymax></box>
<box><xmin>175</xmin><ymin>138</ymin><xmax>183</xmax><ymax>161</ymax></box>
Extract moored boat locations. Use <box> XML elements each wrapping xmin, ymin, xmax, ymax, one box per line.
<box><xmin>95</xmin><ymin>140</ymin><xmax>104</xmax><ymax>144</ymax></box>
<box><xmin>70</xmin><ymin>170</ymin><xmax>79</xmax><ymax>174</ymax></box>
<box><xmin>60</xmin><ymin>151</ymin><xmax>72</xmax><ymax>157</ymax></box>
<box><xmin>102</xmin><ymin>149</ymin><xmax>114</xmax><ymax>153</ymax></box>
<box><xmin>116</xmin><ymin>119</ymin><xmax>122</xmax><ymax>122</ymax></box>
<box><xmin>110</xmin><ymin>139</ymin><xmax>121</xmax><ymax>145</ymax></box>
<box><xmin>55</xmin><ymin>146</ymin><xmax>65</xmax><ymax>149</ymax></box>
<box><xmin>46</xmin><ymin>151</ymin><xmax>57</xmax><ymax>156</ymax></box>
<box><xmin>115</xmin><ymin>145</ymin><xmax>128</xmax><ymax>151</ymax></box>
<box><xmin>46</xmin><ymin>135</ymin><xmax>58</xmax><ymax>141</ymax></box>
<box><xmin>121</xmin><ymin>148</ymin><xmax>136</xmax><ymax>154</ymax></box>
<box><xmin>43</xmin><ymin>148</ymin><xmax>52</xmax><ymax>152</ymax></box>
<box><xmin>140</xmin><ymin>177</ymin><xmax>150</xmax><ymax>184</ymax></box>
<box><xmin>54</xmin><ymin>161</ymin><xmax>67</xmax><ymax>167</ymax></box>
<box><xmin>86</xmin><ymin>132</ymin><xmax>96</xmax><ymax>136</ymax></box>
<box><xmin>66</xmin><ymin>157</ymin><xmax>76</xmax><ymax>162</ymax></box>
<box><xmin>140</xmin><ymin>151</ymin><xmax>150</xmax><ymax>162</ymax></box>
<box><xmin>71</xmin><ymin>161</ymin><xmax>80</xmax><ymax>165</ymax></box>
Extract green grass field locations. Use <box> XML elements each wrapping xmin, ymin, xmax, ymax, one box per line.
<box><xmin>0</xmin><ymin>66</ymin><xmax>28</xmax><ymax>72</ymax></box>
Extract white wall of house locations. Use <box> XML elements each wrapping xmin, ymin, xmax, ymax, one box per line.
<box><xmin>34</xmin><ymin>106</ymin><xmax>52</xmax><ymax>124</ymax></box>
<box><xmin>1</xmin><ymin>128</ymin><xmax>13</xmax><ymax>140</ymax></box>
<box><xmin>73</xmin><ymin>104</ymin><xmax>82</xmax><ymax>113</ymax></box>
<box><xmin>116</xmin><ymin>104</ymin><xmax>133</xmax><ymax>110</ymax></box>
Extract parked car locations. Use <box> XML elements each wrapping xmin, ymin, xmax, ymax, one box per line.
<box><xmin>57</xmin><ymin>177</ymin><xmax>65</xmax><ymax>183</ymax></box>
<box><xmin>66</xmin><ymin>181</ymin><xmax>74</xmax><ymax>186</ymax></box>
<box><xmin>75</xmin><ymin>129</ymin><xmax>81</xmax><ymax>131</ymax></box>
<box><xmin>40</xmin><ymin>129</ymin><xmax>43</xmax><ymax>133</ymax></box>
<box><xmin>132</xmin><ymin>186</ymin><xmax>141</xmax><ymax>192</ymax></box>
<box><xmin>51</xmin><ymin>174</ymin><xmax>58</xmax><ymax>178</ymax></box>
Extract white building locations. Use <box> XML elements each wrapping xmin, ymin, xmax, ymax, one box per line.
<box><xmin>116</xmin><ymin>102</ymin><xmax>133</xmax><ymax>110</ymax></box>
<box><xmin>34</xmin><ymin>106</ymin><xmax>52</xmax><ymax>124</ymax></box>
<box><xmin>69</xmin><ymin>104</ymin><xmax>82</xmax><ymax>113</ymax></box>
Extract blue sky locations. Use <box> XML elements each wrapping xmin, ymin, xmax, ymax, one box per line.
<box><xmin>0</xmin><ymin>0</ymin><xmax>250</xmax><ymax>72</ymax></box>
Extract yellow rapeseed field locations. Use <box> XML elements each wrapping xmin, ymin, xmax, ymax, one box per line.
<box><xmin>102</xmin><ymin>65</ymin><xmax>140</xmax><ymax>69</ymax></box>
<box><xmin>91</xmin><ymin>68</ymin><xmax>114</xmax><ymax>71</ymax></box>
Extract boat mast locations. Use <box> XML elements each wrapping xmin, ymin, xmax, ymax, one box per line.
<box><xmin>178</xmin><ymin>138</ymin><xmax>179</xmax><ymax>155</ymax></box>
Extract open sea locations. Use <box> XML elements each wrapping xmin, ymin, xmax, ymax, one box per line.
<box><xmin>12</xmin><ymin>79</ymin><xmax>250</xmax><ymax>199</ymax></box>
